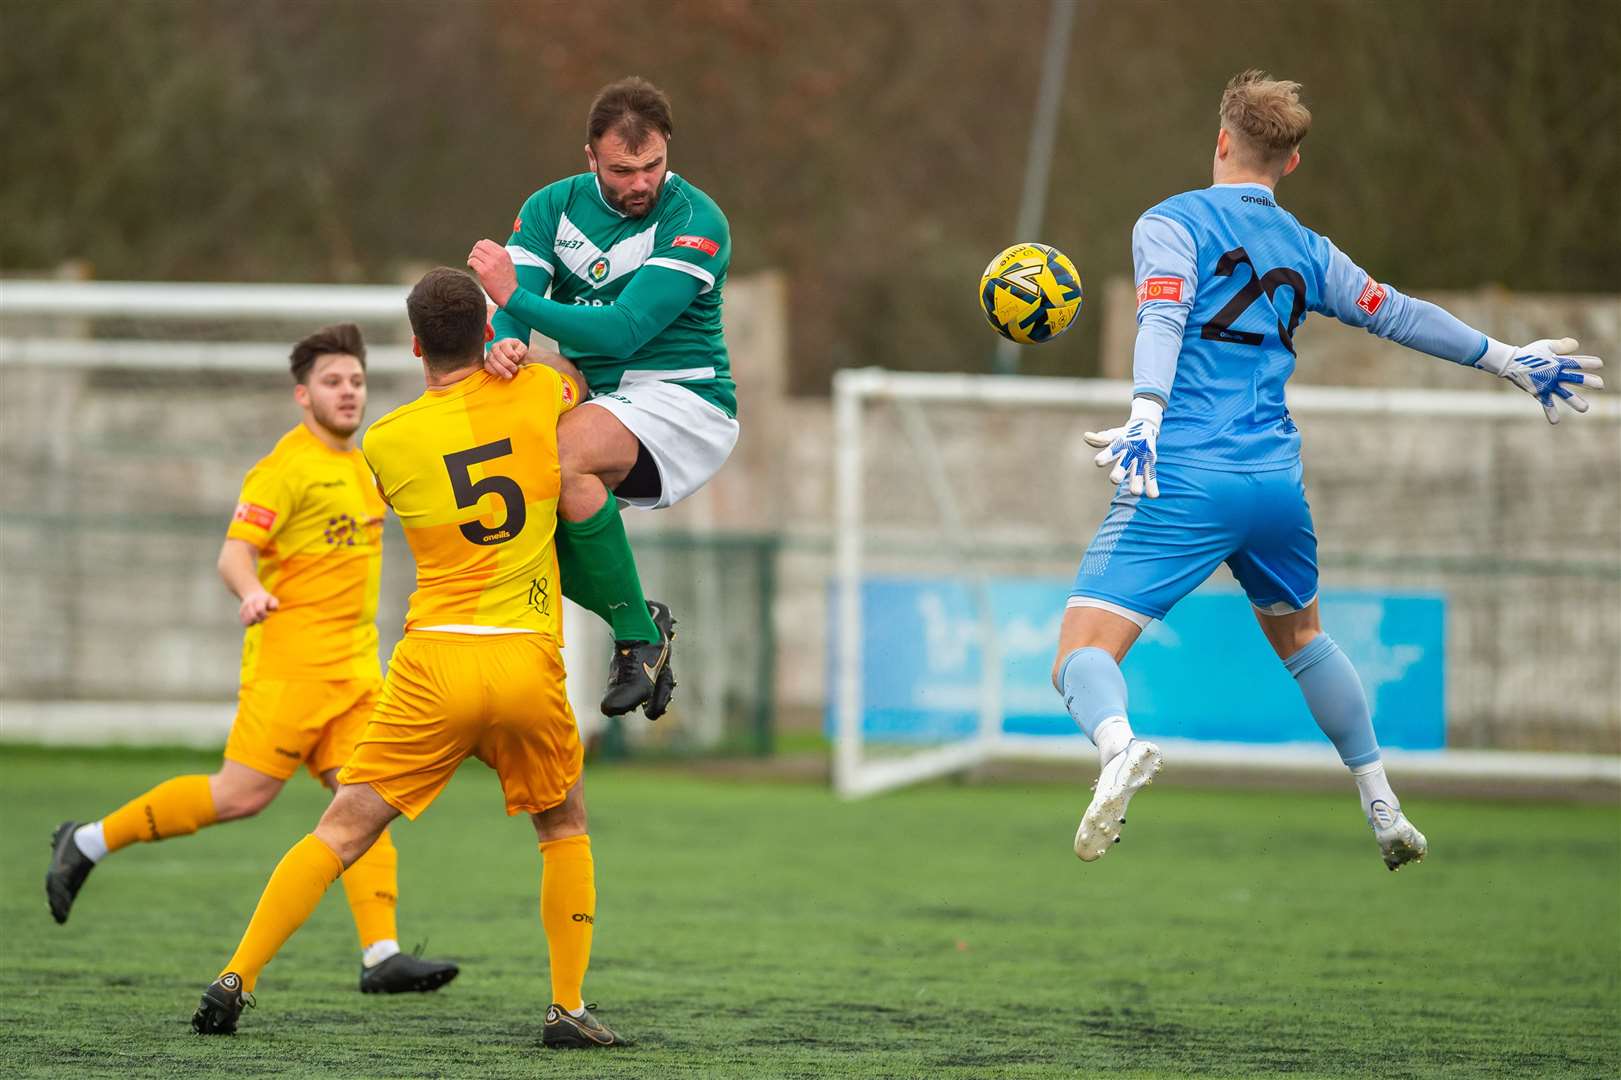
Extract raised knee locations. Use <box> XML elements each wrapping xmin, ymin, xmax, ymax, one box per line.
<box><xmin>535</xmin><ymin>821</ymin><xmax>587</xmax><ymax>846</ymax></box>
<box><xmin>532</xmin><ymin>805</ymin><xmax>588</xmax><ymax>843</ymax></box>
<box><xmin>1290</xmin><ymin>628</ymin><xmax>1323</xmax><ymax>658</ymax></box>
<box><xmin>1052</xmin><ymin>650</ymin><xmax>1075</xmax><ymax>691</ymax></box>
<box><xmin>558</xmin><ymin>441</ymin><xmax>585</xmax><ymax>479</ymax></box>
<box><xmin>1282</xmin><ymin>631</ymin><xmax>1338</xmax><ymax>675</ymax></box>
<box><xmin>213</xmin><ymin>786</ymin><xmax>274</xmax><ymax>822</ymax></box>
<box><xmin>1053</xmin><ymin>643</ymin><xmax>1121</xmax><ymax>690</ymax></box>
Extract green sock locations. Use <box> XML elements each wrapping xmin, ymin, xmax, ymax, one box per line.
<box><xmin>556</xmin><ymin>498</ymin><xmax>660</xmax><ymax>643</ymax></box>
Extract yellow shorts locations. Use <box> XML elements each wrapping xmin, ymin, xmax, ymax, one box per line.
<box><xmin>225</xmin><ymin>677</ymin><xmax>380</xmax><ymax>782</ymax></box>
<box><xmin>338</xmin><ymin>631</ymin><xmax>581</xmax><ymax>820</ymax></box>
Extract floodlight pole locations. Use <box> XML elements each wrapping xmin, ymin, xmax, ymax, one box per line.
<box><xmin>993</xmin><ymin>0</ymin><xmax>1079</xmax><ymax>377</ymax></box>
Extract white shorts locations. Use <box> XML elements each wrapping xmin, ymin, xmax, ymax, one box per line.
<box><xmin>584</xmin><ymin>377</ymin><xmax>739</xmax><ymax>510</ymax></box>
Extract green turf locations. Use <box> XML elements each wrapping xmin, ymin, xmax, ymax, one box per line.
<box><xmin>1</xmin><ymin>746</ymin><xmax>1616</xmax><ymax>1078</ymax></box>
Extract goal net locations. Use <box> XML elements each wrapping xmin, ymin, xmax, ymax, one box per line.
<box><xmin>830</xmin><ymin>368</ymin><xmax>1621</xmax><ymax>798</ymax></box>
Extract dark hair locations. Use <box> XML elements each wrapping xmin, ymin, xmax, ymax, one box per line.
<box><xmin>289</xmin><ymin>323</ymin><xmax>366</xmax><ymax>383</ymax></box>
<box><xmin>405</xmin><ymin>267</ymin><xmax>487</xmax><ymax>371</ymax></box>
<box><xmin>586</xmin><ymin>76</ymin><xmax>673</xmax><ymax>151</ymax></box>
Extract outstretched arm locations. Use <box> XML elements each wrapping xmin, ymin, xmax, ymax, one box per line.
<box><xmin>1315</xmin><ymin>237</ymin><xmax>1604</xmax><ymax>423</ymax></box>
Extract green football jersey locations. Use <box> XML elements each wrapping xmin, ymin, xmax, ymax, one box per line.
<box><xmin>493</xmin><ymin>171</ymin><xmax>736</xmax><ymax>417</ymax></box>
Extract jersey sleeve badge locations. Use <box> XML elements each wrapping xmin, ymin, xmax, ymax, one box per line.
<box><xmin>672</xmin><ymin>234</ymin><xmax>721</xmax><ymax>256</ymax></box>
<box><xmin>1136</xmin><ymin>276</ymin><xmax>1184</xmax><ymax>306</ymax></box>
<box><xmin>1356</xmin><ymin>277</ymin><xmax>1388</xmax><ymax>316</ymax></box>
<box><xmin>233</xmin><ymin>502</ymin><xmax>277</xmax><ymax>530</ymax></box>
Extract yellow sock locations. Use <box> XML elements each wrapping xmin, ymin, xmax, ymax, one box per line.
<box><xmin>101</xmin><ymin>774</ymin><xmax>216</xmax><ymax>853</ymax></box>
<box><xmin>223</xmin><ymin>834</ymin><xmax>343</xmax><ymax>991</ymax></box>
<box><xmin>340</xmin><ymin>826</ymin><xmax>399</xmax><ymax>952</ymax></box>
<box><xmin>539</xmin><ymin>834</ymin><xmax>595</xmax><ymax>1011</ymax></box>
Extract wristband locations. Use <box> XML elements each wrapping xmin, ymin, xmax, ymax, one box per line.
<box><xmin>1473</xmin><ymin>338</ymin><xmax>1515</xmax><ymax>377</ymax></box>
<box><xmin>1128</xmin><ymin>396</ymin><xmax>1165</xmax><ymax>428</ymax></box>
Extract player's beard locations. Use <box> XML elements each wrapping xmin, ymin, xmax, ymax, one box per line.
<box><xmin>312</xmin><ymin>399</ymin><xmax>362</xmax><ymax>439</ymax></box>
<box><xmin>605</xmin><ymin>174</ymin><xmax>664</xmax><ymax>218</ymax></box>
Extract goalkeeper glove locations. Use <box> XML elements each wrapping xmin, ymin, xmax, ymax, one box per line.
<box><xmin>1475</xmin><ymin>338</ymin><xmax>1605</xmax><ymax>424</ymax></box>
<box><xmin>1085</xmin><ymin>396</ymin><xmax>1163</xmax><ymax>498</ymax></box>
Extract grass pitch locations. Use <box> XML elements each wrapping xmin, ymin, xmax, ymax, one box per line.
<box><xmin>1</xmin><ymin>746</ymin><xmax>1616</xmax><ymax>1079</ymax></box>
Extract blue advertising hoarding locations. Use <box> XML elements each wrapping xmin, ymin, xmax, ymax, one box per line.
<box><xmin>830</xmin><ymin>577</ymin><xmax>1445</xmax><ymax>749</ymax></box>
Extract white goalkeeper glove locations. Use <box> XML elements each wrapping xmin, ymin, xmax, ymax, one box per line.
<box><xmin>1084</xmin><ymin>397</ymin><xmax>1163</xmax><ymax>498</ymax></box>
<box><xmin>1475</xmin><ymin>337</ymin><xmax>1605</xmax><ymax>424</ymax></box>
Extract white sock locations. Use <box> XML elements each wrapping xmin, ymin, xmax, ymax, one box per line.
<box><xmin>1351</xmin><ymin>761</ymin><xmax>1399</xmax><ymax>825</ymax></box>
<box><xmin>568</xmin><ymin>1005</ymin><xmax>588</xmax><ymax>1018</ymax></box>
<box><xmin>1093</xmin><ymin>716</ymin><xmax>1133</xmax><ymax>765</ymax></box>
<box><xmin>362</xmin><ymin>939</ymin><xmax>401</xmax><ymax>968</ymax></box>
<box><xmin>73</xmin><ymin>821</ymin><xmax>109</xmax><ymax>863</ymax></box>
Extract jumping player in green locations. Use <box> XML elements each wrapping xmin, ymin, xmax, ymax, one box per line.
<box><xmin>468</xmin><ymin>77</ymin><xmax>736</xmax><ymax>720</ymax></box>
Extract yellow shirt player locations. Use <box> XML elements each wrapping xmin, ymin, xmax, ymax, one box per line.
<box><xmin>45</xmin><ymin>323</ymin><xmax>458</xmax><ymax>995</ymax></box>
<box><xmin>192</xmin><ymin>268</ymin><xmax>626</xmax><ymax>1049</ymax></box>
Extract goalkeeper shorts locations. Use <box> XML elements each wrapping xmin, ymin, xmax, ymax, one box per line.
<box><xmin>339</xmin><ymin>630</ymin><xmax>582</xmax><ymax>819</ymax></box>
<box><xmin>1069</xmin><ymin>460</ymin><xmax>1318</xmax><ymax>626</ymax></box>
<box><xmin>225</xmin><ymin>676</ymin><xmax>380</xmax><ymax>782</ymax></box>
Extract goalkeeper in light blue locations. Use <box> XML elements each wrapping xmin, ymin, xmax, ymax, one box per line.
<box><xmin>1056</xmin><ymin>71</ymin><xmax>1604</xmax><ymax>870</ymax></box>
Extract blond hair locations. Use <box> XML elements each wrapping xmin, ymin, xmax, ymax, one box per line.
<box><xmin>1219</xmin><ymin>70</ymin><xmax>1311</xmax><ymax>170</ymax></box>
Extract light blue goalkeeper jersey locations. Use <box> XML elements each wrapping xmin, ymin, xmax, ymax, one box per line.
<box><xmin>1132</xmin><ymin>183</ymin><xmax>1490</xmax><ymax>471</ymax></box>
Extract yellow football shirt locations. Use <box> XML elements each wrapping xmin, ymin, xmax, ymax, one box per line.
<box><xmin>361</xmin><ymin>365</ymin><xmax>577</xmax><ymax>637</ymax></box>
<box><xmin>226</xmin><ymin>423</ymin><xmax>385</xmax><ymax>681</ymax></box>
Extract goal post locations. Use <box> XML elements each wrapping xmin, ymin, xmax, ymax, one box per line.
<box><xmin>830</xmin><ymin>367</ymin><xmax>1621</xmax><ymax>799</ymax></box>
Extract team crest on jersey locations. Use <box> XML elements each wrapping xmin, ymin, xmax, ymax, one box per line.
<box><xmin>325</xmin><ymin>513</ymin><xmax>360</xmax><ymax>546</ymax></box>
<box><xmin>1356</xmin><ymin>276</ymin><xmax>1388</xmax><ymax>316</ymax></box>
<box><xmin>588</xmin><ymin>256</ymin><xmax>611</xmax><ymax>283</ymax></box>
<box><xmin>1136</xmin><ymin>276</ymin><xmax>1184</xmax><ymax>306</ymax></box>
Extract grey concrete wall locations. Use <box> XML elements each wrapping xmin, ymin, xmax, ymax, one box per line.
<box><xmin>0</xmin><ymin>274</ymin><xmax>787</xmax><ymax>746</ymax></box>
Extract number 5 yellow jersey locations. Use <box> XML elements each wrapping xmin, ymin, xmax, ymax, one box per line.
<box><xmin>361</xmin><ymin>365</ymin><xmax>579</xmax><ymax>637</ymax></box>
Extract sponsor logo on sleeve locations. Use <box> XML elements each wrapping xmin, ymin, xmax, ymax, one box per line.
<box><xmin>512</xmin><ymin>215</ymin><xmax>523</xmax><ymax>233</ymax></box>
<box><xmin>672</xmin><ymin>234</ymin><xmax>721</xmax><ymax>257</ymax></box>
<box><xmin>1136</xmin><ymin>276</ymin><xmax>1184</xmax><ymax>307</ymax></box>
<box><xmin>560</xmin><ymin>378</ymin><xmax>576</xmax><ymax>406</ymax></box>
<box><xmin>233</xmin><ymin>502</ymin><xmax>277</xmax><ymax>530</ymax></box>
<box><xmin>1356</xmin><ymin>277</ymin><xmax>1388</xmax><ymax>316</ymax></box>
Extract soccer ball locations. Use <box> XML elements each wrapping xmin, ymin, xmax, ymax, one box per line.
<box><xmin>978</xmin><ymin>242</ymin><xmax>1083</xmax><ymax>344</ymax></box>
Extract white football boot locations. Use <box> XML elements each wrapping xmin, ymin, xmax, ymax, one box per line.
<box><xmin>1368</xmin><ymin>798</ymin><xmax>1428</xmax><ymax>871</ymax></box>
<box><xmin>1074</xmin><ymin>739</ymin><xmax>1163</xmax><ymax>861</ymax></box>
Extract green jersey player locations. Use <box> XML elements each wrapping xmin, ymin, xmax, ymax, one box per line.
<box><xmin>468</xmin><ymin>77</ymin><xmax>737</xmax><ymax>721</ymax></box>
